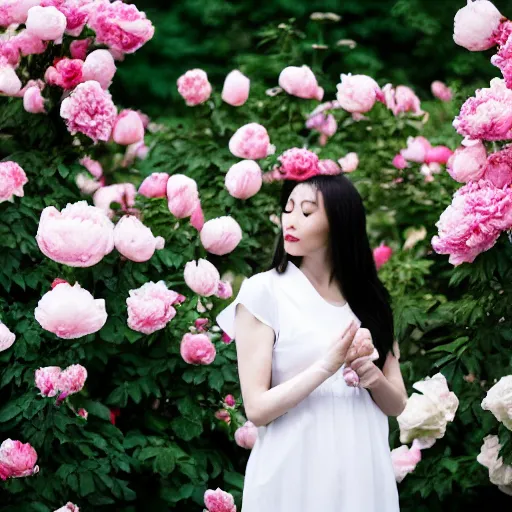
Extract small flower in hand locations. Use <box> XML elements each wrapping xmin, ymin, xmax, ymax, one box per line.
<box><xmin>351</xmin><ymin>356</ymin><xmax>384</xmax><ymax>390</ymax></box>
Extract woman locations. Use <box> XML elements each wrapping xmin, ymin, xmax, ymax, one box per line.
<box><xmin>216</xmin><ymin>166</ymin><xmax>408</xmax><ymax>511</ymax></box>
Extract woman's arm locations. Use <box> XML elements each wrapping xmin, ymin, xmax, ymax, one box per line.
<box><xmin>235</xmin><ymin>304</ymin><xmax>358</xmax><ymax>427</ymax></box>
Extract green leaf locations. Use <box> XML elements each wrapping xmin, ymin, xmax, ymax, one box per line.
<box><xmin>79</xmin><ymin>471</ymin><xmax>95</xmax><ymax>496</ymax></box>
<box><xmin>171</xmin><ymin>417</ymin><xmax>203</xmax><ymax>441</ymax></box>
<box><xmin>224</xmin><ymin>470</ymin><xmax>245</xmax><ymax>490</ymax></box>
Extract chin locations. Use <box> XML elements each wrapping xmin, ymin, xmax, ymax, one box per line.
<box><xmin>284</xmin><ymin>243</ymin><xmax>304</xmax><ymax>257</ymax></box>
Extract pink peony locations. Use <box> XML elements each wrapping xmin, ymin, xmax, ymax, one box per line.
<box><xmin>204</xmin><ymin>488</ymin><xmax>236</xmax><ymax>512</ymax></box>
<box><xmin>177</xmin><ymin>68</ymin><xmax>212</xmax><ymax>106</ymax></box>
<box><xmin>195</xmin><ymin>318</ymin><xmax>209</xmax><ymax>332</ymax></box>
<box><xmin>453</xmin><ymin>0</ymin><xmax>502</xmax><ymax>51</ymax></box>
<box><xmin>77</xmin><ymin>408</ymin><xmax>88</xmax><ymax>419</ymax></box>
<box><xmin>215</xmin><ymin>409</ymin><xmax>231</xmax><ymax>424</ymax></box>
<box><xmin>35</xmin><ymin>366</ymin><xmax>62</xmax><ymax>397</ymax></box>
<box><xmin>79</xmin><ymin>156</ymin><xmax>103</xmax><ymax>179</ymax></box>
<box><xmin>0</xmin><ymin>39</ymin><xmax>20</xmax><ymax>67</ymax></box>
<box><xmin>483</xmin><ymin>145</ymin><xmax>512</xmax><ymax>188</ymax></box>
<box><xmin>41</xmin><ymin>0</ymin><xmax>94</xmax><ymax>37</ymax></box>
<box><xmin>184</xmin><ymin>259</ymin><xmax>220</xmax><ymax>297</ymax></box>
<box><xmin>190</xmin><ymin>201</ymin><xmax>205</xmax><ymax>231</ymax></box>
<box><xmin>338</xmin><ymin>152</ymin><xmax>359</xmax><ymax>173</ymax></box>
<box><xmin>278</xmin><ymin>65</ymin><xmax>323</xmax><ymax>101</ymax></box>
<box><xmin>229</xmin><ymin>123</ymin><xmax>274</xmax><ymax>160</ymax></box>
<box><xmin>447</xmin><ymin>141</ymin><xmax>488</xmax><ymax>182</ymax></box>
<box><xmin>216</xmin><ymin>281</ymin><xmax>233</xmax><ymax>300</ymax></box>
<box><xmin>70</xmin><ymin>38</ymin><xmax>91</xmax><ymax>60</ymax></box>
<box><xmin>87</xmin><ymin>0</ymin><xmax>154</xmax><ymax>55</ymax></box>
<box><xmin>336</xmin><ymin>74</ymin><xmax>380</xmax><ymax>113</ymax></box>
<box><xmin>391</xmin><ymin>439</ymin><xmax>423</xmax><ymax>483</ymax></box>
<box><xmin>23</xmin><ymin>86</ymin><xmax>45</xmax><ymax>113</ymax></box>
<box><xmin>167</xmin><ymin>174</ymin><xmax>199</xmax><ymax>218</ymax></box>
<box><xmin>432</xmin><ymin>179</ymin><xmax>512</xmax><ymax>265</ymax></box>
<box><xmin>381</xmin><ymin>84</ymin><xmax>423</xmax><ymax>116</ymax></box>
<box><xmin>0</xmin><ymin>322</ymin><xmax>15</xmax><ymax>352</ymax></box>
<box><xmin>200</xmin><ymin>216</ymin><xmax>243</xmax><ymax>256</ymax></box>
<box><xmin>26</xmin><ymin>5</ymin><xmax>66</xmax><ymax>41</ymax></box>
<box><xmin>35</xmin><ymin>281</ymin><xmax>108</xmax><ymax>338</ymax></box>
<box><xmin>45</xmin><ymin>58</ymin><xmax>83</xmax><ymax>90</ymax></box>
<box><xmin>0</xmin><ymin>62</ymin><xmax>22</xmax><ymax>96</ymax></box>
<box><xmin>54</xmin><ymin>503</ymin><xmax>79</xmax><ymax>512</ymax></box>
<box><xmin>0</xmin><ymin>161</ymin><xmax>28</xmax><ymax>203</ymax></box>
<box><xmin>60</xmin><ymin>80</ymin><xmax>117</xmax><ymax>142</ymax></box>
<box><xmin>225</xmin><ymin>160</ymin><xmax>262</xmax><ymax>199</ymax></box>
<box><xmin>122</xmin><ymin>141</ymin><xmax>149</xmax><ymax>167</ymax></box>
<box><xmin>373</xmin><ymin>243</ymin><xmax>393</xmax><ymax>269</ymax></box>
<box><xmin>306</xmin><ymin>112</ymin><xmax>337</xmax><ymax>146</ymax></box>
<box><xmin>491</xmin><ymin>39</ymin><xmax>512</xmax><ymax>89</ymax></box>
<box><xmin>112</xmin><ymin>109</ymin><xmax>144</xmax><ymax>146</ymax></box>
<box><xmin>425</xmin><ymin>146</ymin><xmax>453</xmax><ymax>165</ymax></box>
<box><xmin>277</xmin><ymin>147</ymin><xmax>320</xmax><ymax>181</ymax></box>
<box><xmin>126</xmin><ymin>281</ymin><xmax>180</xmax><ymax>334</ymax></box>
<box><xmin>114</xmin><ymin>215</ymin><xmax>164</xmax><ymax>262</ymax></box>
<box><xmin>138</xmin><ymin>172</ymin><xmax>169</xmax><ymax>198</ymax></box>
<box><xmin>12</xmin><ymin>30</ymin><xmax>47</xmax><ymax>57</ymax></box>
<box><xmin>180</xmin><ymin>333</ymin><xmax>216</xmax><ymax>365</ymax></box>
<box><xmin>234</xmin><ymin>421</ymin><xmax>258</xmax><ymax>449</ymax></box>
<box><xmin>93</xmin><ymin>183</ymin><xmax>137</xmax><ymax>218</ymax></box>
<box><xmin>431</xmin><ymin>80</ymin><xmax>452</xmax><ymax>101</ymax></box>
<box><xmin>36</xmin><ymin>201</ymin><xmax>114</xmax><ymax>266</ymax></box>
<box><xmin>0</xmin><ymin>439</ymin><xmax>39</xmax><ymax>480</ymax></box>
<box><xmin>400</xmin><ymin>136</ymin><xmax>432</xmax><ymax>163</ymax></box>
<box><xmin>392</xmin><ymin>154</ymin><xmax>408</xmax><ymax>169</ymax></box>
<box><xmin>82</xmin><ymin>49</ymin><xmax>116</xmax><ymax>90</ymax></box>
<box><xmin>318</xmin><ymin>159</ymin><xmax>341</xmax><ymax>176</ymax></box>
<box><xmin>222</xmin><ymin>70</ymin><xmax>250</xmax><ymax>106</ymax></box>
<box><xmin>224</xmin><ymin>394</ymin><xmax>236</xmax><ymax>407</ymax></box>
<box><xmin>453</xmin><ymin>78</ymin><xmax>512</xmax><ymax>142</ymax></box>
<box><xmin>0</xmin><ymin>0</ymin><xmax>41</xmax><ymax>26</ymax></box>
<box><xmin>58</xmin><ymin>364</ymin><xmax>87</xmax><ymax>395</ymax></box>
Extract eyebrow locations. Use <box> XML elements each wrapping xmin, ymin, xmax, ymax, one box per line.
<box><xmin>288</xmin><ymin>198</ymin><xmax>318</xmax><ymax>206</ymax></box>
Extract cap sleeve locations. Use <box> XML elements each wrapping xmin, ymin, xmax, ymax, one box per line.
<box><xmin>216</xmin><ymin>272</ymin><xmax>277</xmax><ymax>340</ymax></box>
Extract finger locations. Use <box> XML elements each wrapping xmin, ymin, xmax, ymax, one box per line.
<box><xmin>350</xmin><ymin>358</ymin><xmax>367</xmax><ymax>371</ymax></box>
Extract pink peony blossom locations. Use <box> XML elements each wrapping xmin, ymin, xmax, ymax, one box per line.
<box><xmin>122</xmin><ymin>140</ymin><xmax>149</xmax><ymax>167</ymax></box>
<box><xmin>45</xmin><ymin>58</ymin><xmax>83</xmax><ymax>90</ymax></box>
<box><xmin>336</xmin><ymin>74</ymin><xmax>380</xmax><ymax>114</ymax></box>
<box><xmin>278</xmin><ymin>65</ymin><xmax>323</xmax><ymax>101</ymax></box>
<box><xmin>126</xmin><ymin>281</ymin><xmax>181</xmax><ymax>334</ymax></box>
<box><xmin>277</xmin><ymin>147</ymin><xmax>320</xmax><ymax>181</ymax></box>
<box><xmin>222</xmin><ymin>69</ymin><xmax>250</xmax><ymax>106</ymax></box>
<box><xmin>234</xmin><ymin>421</ymin><xmax>258</xmax><ymax>449</ymax></box>
<box><xmin>82</xmin><ymin>49</ymin><xmax>116</xmax><ymax>89</ymax></box>
<box><xmin>35</xmin><ymin>366</ymin><xmax>62</xmax><ymax>397</ymax></box>
<box><xmin>167</xmin><ymin>174</ymin><xmax>199</xmax><ymax>218</ymax></box>
<box><xmin>338</xmin><ymin>152</ymin><xmax>359</xmax><ymax>172</ymax></box>
<box><xmin>420</xmin><ymin>162</ymin><xmax>442</xmax><ymax>183</ymax></box>
<box><xmin>26</xmin><ymin>6</ymin><xmax>66</xmax><ymax>41</ymax></box>
<box><xmin>0</xmin><ymin>322</ymin><xmax>15</xmax><ymax>352</ymax></box>
<box><xmin>483</xmin><ymin>145</ymin><xmax>512</xmax><ymax>188</ymax></box>
<box><xmin>54</xmin><ymin>503</ymin><xmax>79</xmax><ymax>512</ymax></box>
<box><xmin>204</xmin><ymin>488</ymin><xmax>236</xmax><ymax>512</ymax></box>
<box><xmin>79</xmin><ymin>156</ymin><xmax>102</xmax><ymax>179</ymax></box>
<box><xmin>93</xmin><ymin>183</ymin><xmax>137</xmax><ymax>218</ymax></box>
<box><xmin>229</xmin><ymin>123</ymin><xmax>274</xmax><ymax>160</ymax></box>
<box><xmin>0</xmin><ymin>62</ymin><xmax>22</xmax><ymax>96</ymax></box>
<box><xmin>23</xmin><ymin>86</ymin><xmax>45</xmax><ymax>113</ymax></box>
<box><xmin>425</xmin><ymin>146</ymin><xmax>453</xmax><ymax>164</ymax></box>
<box><xmin>77</xmin><ymin>408</ymin><xmax>88</xmax><ymax>420</ymax></box>
<box><xmin>12</xmin><ymin>30</ymin><xmax>47</xmax><ymax>57</ymax></box>
<box><xmin>225</xmin><ymin>160</ymin><xmax>262</xmax><ymax>199</ymax></box>
<box><xmin>190</xmin><ymin>201</ymin><xmax>205</xmax><ymax>231</ymax></box>
<box><xmin>58</xmin><ymin>364</ymin><xmax>87</xmax><ymax>395</ymax></box>
<box><xmin>112</xmin><ymin>109</ymin><xmax>144</xmax><ymax>145</ymax></box>
<box><xmin>35</xmin><ymin>281</ymin><xmax>107</xmax><ymax>338</ymax></box>
<box><xmin>391</xmin><ymin>439</ymin><xmax>423</xmax><ymax>483</ymax></box>
<box><xmin>447</xmin><ymin>141</ymin><xmax>488</xmax><ymax>182</ymax></box>
<box><xmin>0</xmin><ymin>0</ymin><xmax>41</xmax><ymax>26</ymax></box>
<box><xmin>373</xmin><ymin>243</ymin><xmax>393</xmax><ymax>269</ymax></box>
<box><xmin>431</xmin><ymin>80</ymin><xmax>452</xmax><ymax>101</ymax></box>
<box><xmin>216</xmin><ymin>281</ymin><xmax>233</xmax><ymax>300</ymax></box>
<box><xmin>200</xmin><ymin>216</ymin><xmax>243</xmax><ymax>256</ymax></box>
<box><xmin>195</xmin><ymin>318</ymin><xmax>209</xmax><ymax>332</ymax></box>
<box><xmin>491</xmin><ymin>40</ymin><xmax>512</xmax><ymax>89</ymax></box>
<box><xmin>0</xmin><ymin>39</ymin><xmax>20</xmax><ymax>67</ymax></box>
<box><xmin>70</xmin><ymin>38</ymin><xmax>91</xmax><ymax>60</ymax></box>
<box><xmin>60</xmin><ymin>80</ymin><xmax>117</xmax><ymax>142</ymax></box>
<box><xmin>453</xmin><ymin>78</ymin><xmax>512</xmax><ymax>142</ymax></box>
<box><xmin>215</xmin><ymin>409</ymin><xmax>231</xmax><ymax>424</ymax></box>
<box><xmin>36</xmin><ymin>201</ymin><xmax>114</xmax><ymax>266</ymax></box>
<box><xmin>318</xmin><ymin>159</ymin><xmax>341</xmax><ymax>176</ymax></box>
<box><xmin>181</xmin><ymin>333</ymin><xmax>216</xmax><ymax>365</ymax></box>
<box><xmin>138</xmin><ymin>172</ymin><xmax>169</xmax><ymax>198</ymax></box>
<box><xmin>41</xmin><ymin>0</ymin><xmax>94</xmax><ymax>37</ymax></box>
<box><xmin>453</xmin><ymin>0</ymin><xmax>502</xmax><ymax>51</ymax></box>
<box><xmin>87</xmin><ymin>0</ymin><xmax>154</xmax><ymax>55</ymax></box>
<box><xmin>392</xmin><ymin>154</ymin><xmax>408</xmax><ymax>169</ymax></box>
<box><xmin>381</xmin><ymin>84</ymin><xmax>423</xmax><ymax>116</ymax></box>
<box><xmin>400</xmin><ymin>136</ymin><xmax>432</xmax><ymax>163</ymax></box>
<box><xmin>184</xmin><ymin>259</ymin><xmax>220</xmax><ymax>297</ymax></box>
<box><xmin>224</xmin><ymin>394</ymin><xmax>236</xmax><ymax>407</ymax></box>
<box><xmin>432</xmin><ymin>179</ymin><xmax>512</xmax><ymax>265</ymax></box>
<box><xmin>177</xmin><ymin>68</ymin><xmax>212</xmax><ymax>106</ymax></box>
<box><xmin>306</xmin><ymin>112</ymin><xmax>337</xmax><ymax>145</ymax></box>
<box><xmin>114</xmin><ymin>215</ymin><xmax>164</xmax><ymax>262</ymax></box>
<box><xmin>76</xmin><ymin>172</ymin><xmax>101</xmax><ymax>194</ymax></box>
<box><xmin>0</xmin><ymin>161</ymin><xmax>28</xmax><ymax>203</ymax></box>
<box><xmin>0</xmin><ymin>439</ymin><xmax>39</xmax><ymax>480</ymax></box>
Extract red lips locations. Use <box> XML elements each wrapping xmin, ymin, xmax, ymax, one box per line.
<box><xmin>284</xmin><ymin>234</ymin><xmax>300</xmax><ymax>242</ymax></box>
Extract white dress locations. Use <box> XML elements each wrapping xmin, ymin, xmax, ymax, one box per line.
<box><xmin>216</xmin><ymin>262</ymin><xmax>400</xmax><ymax>512</ymax></box>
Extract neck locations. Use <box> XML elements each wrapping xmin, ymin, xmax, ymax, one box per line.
<box><xmin>299</xmin><ymin>252</ymin><xmax>334</xmax><ymax>287</ymax></box>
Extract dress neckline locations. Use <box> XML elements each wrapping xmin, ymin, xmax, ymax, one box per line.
<box><xmin>288</xmin><ymin>261</ymin><xmax>349</xmax><ymax>310</ymax></box>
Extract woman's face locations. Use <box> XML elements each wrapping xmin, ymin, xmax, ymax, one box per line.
<box><xmin>281</xmin><ymin>183</ymin><xmax>330</xmax><ymax>257</ymax></box>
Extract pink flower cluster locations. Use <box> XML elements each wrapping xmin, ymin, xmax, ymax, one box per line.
<box><xmin>277</xmin><ymin>147</ymin><xmax>320</xmax><ymax>181</ymax></box>
<box><xmin>35</xmin><ymin>364</ymin><xmax>87</xmax><ymax>400</ymax></box>
<box><xmin>432</xmin><ymin>180</ymin><xmax>512</xmax><ymax>265</ymax></box>
<box><xmin>0</xmin><ymin>439</ymin><xmax>39</xmax><ymax>481</ymax></box>
<box><xmin>204</xmin><ymin>488</ymin><xmax>236</xmax><ymax>512</ymax></box>
<box><xmin>0</xmin><ymin>161</ymin><xmax>28</xmax><ymax>203</ymax></box>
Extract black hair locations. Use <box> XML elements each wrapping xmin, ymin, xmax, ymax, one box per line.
<box><xmin>270</xmin><ymin>173</ymin><xmax>396</xmax><ymax>369</ymax></box>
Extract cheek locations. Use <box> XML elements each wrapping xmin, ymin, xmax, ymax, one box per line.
<box><xmin>302</xmin><ymin>219</ymin><xmax>329</xmax><ymax>248</ymax></box>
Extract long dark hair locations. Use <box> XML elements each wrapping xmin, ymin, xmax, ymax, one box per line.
<box><xmin>270</xmin><ymin>173</ymin><xmax>396</xmax><ymax>369</ymax></box>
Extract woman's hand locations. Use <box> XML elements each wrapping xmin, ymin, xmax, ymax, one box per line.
<box><xmin>351</xmin><ymin>357</ymin><xmax>384</xmax><ymax>390</ymax></box>
<box><xmin>317</xmin><ymin>320</ymin><xmax>359</xmax><ymax>376</ymax></box>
